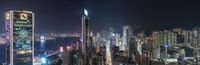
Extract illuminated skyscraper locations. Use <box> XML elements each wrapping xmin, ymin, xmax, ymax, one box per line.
<box><xmin>5</xmin><ymin>10</ymin><xmax>34</xmax><ymax>65</ymax></box>
<box><xmin>81</xmin><ymin>9</ymin><xmax>90</xmax><ymax>65</ymax></box>
<box><xmin>122</xmin><ymin>25</ymin><xmax>133</xmax><ymax>57</ymax></box>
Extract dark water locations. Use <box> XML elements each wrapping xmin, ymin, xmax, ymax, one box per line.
<box><xmin>0</xmin><ymin>37</ymin><xmax>79</xmax><ymax>63</ymax></box>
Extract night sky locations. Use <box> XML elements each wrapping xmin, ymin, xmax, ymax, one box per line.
<box><xmin>0</xmin><ymin>0</ymin><xmax>200</xmax><ymax>34</ymax></box>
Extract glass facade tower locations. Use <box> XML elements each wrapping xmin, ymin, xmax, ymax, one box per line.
<box><xmin>5</xmin><ymin>10</ymin><xmax>34</xmax><ymax>65</ymax></box>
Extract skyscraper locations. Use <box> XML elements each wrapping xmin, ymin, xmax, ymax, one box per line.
<box><xmin>152</xmin><ymin>30</ymin><xmax>177</xmax><ymax>58</ymax></box>
<box><xmin>122</xmin><ymin>25</ymin><xmax>133</xmax><ymax>57</ymax></box>
<box><xmin>191</xmin><ymin>28</ymin><xmax>200</xmax><ymax>48</ymax></box>
<box><xmin>81</xmin><ymin>9</ymin><xmax>90</xmax><ymax>65</ymax></box>
<box><xmin>5</xmin><ymin>10</ymin><xmax>34</xmax><ymax>65</ymax></box>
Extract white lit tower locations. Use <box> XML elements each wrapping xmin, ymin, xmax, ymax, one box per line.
<box><xmin>122</xmin><ymin>25</ymin><xmax>133</xmax><ymax>57</ymax></box>
<box><xmin>122</xmin><ymin>26</ymin><xmax>128</xmax><ymax>51</ymax></box>
<box><xmin>5</xmin><ymin>10</ymin><xmax>34</xmax><ymax>65</ymax></box>
<box><xmin>81</xmin><ymin>9</ymin><xmax>90</xmax><ymax>65</ymax></box>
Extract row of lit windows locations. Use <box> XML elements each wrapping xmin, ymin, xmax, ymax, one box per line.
<box><xmin>15</xmin><ymin>21</ymin><xmax>31</xmax><ymax>24</ymax></box>
<box><xmin>13</xmin><ymin>24</ymin><xmax>32</xmax><ymax>27</ymax></box>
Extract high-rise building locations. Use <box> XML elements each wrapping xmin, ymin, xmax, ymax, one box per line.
<box><xmin>157</xmin><ymin>30</ymin><xmax>177</xmax><ymax>47</ymax></box>
<box><xmin>5</xmin><ymin>10</ymin><xmax>34</xmax><ymax>65</ymax></box>
<box><xmin>152</xmin><ymin>30</ymin><xmax>177</xmax><ymax>58</ymax></box>
<box><xmin>183</xmin><ymin>28</ymin><xmax>200</xmax><ymax>64</ymax></box>
<box><xmin>122</xmin><ymin>25</ymin><xmax>132</xmax><ymax>50</ymax></box>
<box><xmin>183</xmin><ymin>30</ymin><xmax>192</xmax><ymax>46</ymax></box>
<box><xmin>152</xmin><ymin>31</ymin><xmax>159</xmax><ymax>58</ymax></box>
<box><xmin>191</xmin><ymin>28</ymin><xmax>200</xmax><ymax>48</ymax></box>
<box><xmin>122</xmin><ymin>25</ymin><xmax>133</xmax><ymax>57</ymax></box>
<box><xmin>182</xmin><ymin>28</ymin><xmax>200</xmax><ymax>48</ymax></box>
<box><xmin>81</xmin><ymin>9</ymin><xmax>90</xmax><ymax>65</ymax></box>
<box><xmin>114</xmin><ymin>33</ymin><xmax>121</xmax><ymax>46</ymax></box>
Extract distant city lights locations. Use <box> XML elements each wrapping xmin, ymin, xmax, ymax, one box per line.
<box><xmin>40</xmin><ymin>36</ymin><xmax>45</xmax><ymax>43</ymax></box>
<box><xmin>40</xmin><ymin>36</ymin><xmax>45</xmax><ymax>40</ymax></box>
<box><xmin>66</xmin><ymin>46</ymin><xmax>71</xmax><ymax>50</ymax></box>
<box><xmin>60</xmin><ymin>46</ymin><xmax>64</xmax><ymax>52</ymax></box>
<box><xmin>18</xmin><ymin>50</ymin><xmax>32</xmax><ymax>54</ymax></box>
<box><xmin>18</xmin><ymin>51</ymin><xmax>26</xmax><ymax>54</ymax></box>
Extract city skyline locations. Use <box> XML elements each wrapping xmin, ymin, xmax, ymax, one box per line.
<box><xmin>1</xmin><ymin>0</ymin><xmax>200</xmax><ymax>65</ymax></box>
<box><xmin>0</xmin><ymin>0</ymin><xmax>200</xmax><ymax>34</ymax></box>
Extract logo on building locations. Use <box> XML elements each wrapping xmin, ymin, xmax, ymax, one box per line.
<box><xmin>20</xmin><ymin>13</ymin><xmax>28</xmax><ymax>20</ymax></box>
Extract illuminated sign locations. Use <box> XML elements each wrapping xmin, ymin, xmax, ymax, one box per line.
<box><xmin>20</xmin><ymin>13</ymin><xmax>28</xmax><ymax>20</ymax></box>
<box><xmin>84</xmin><ymin>9</ymin><xmax>88</xmax><ymax>16</ymax></box>
<box><xmin>13</xmin><ymin>19</ymin><xmax>32</xmax><ymax>50</ymax></box>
